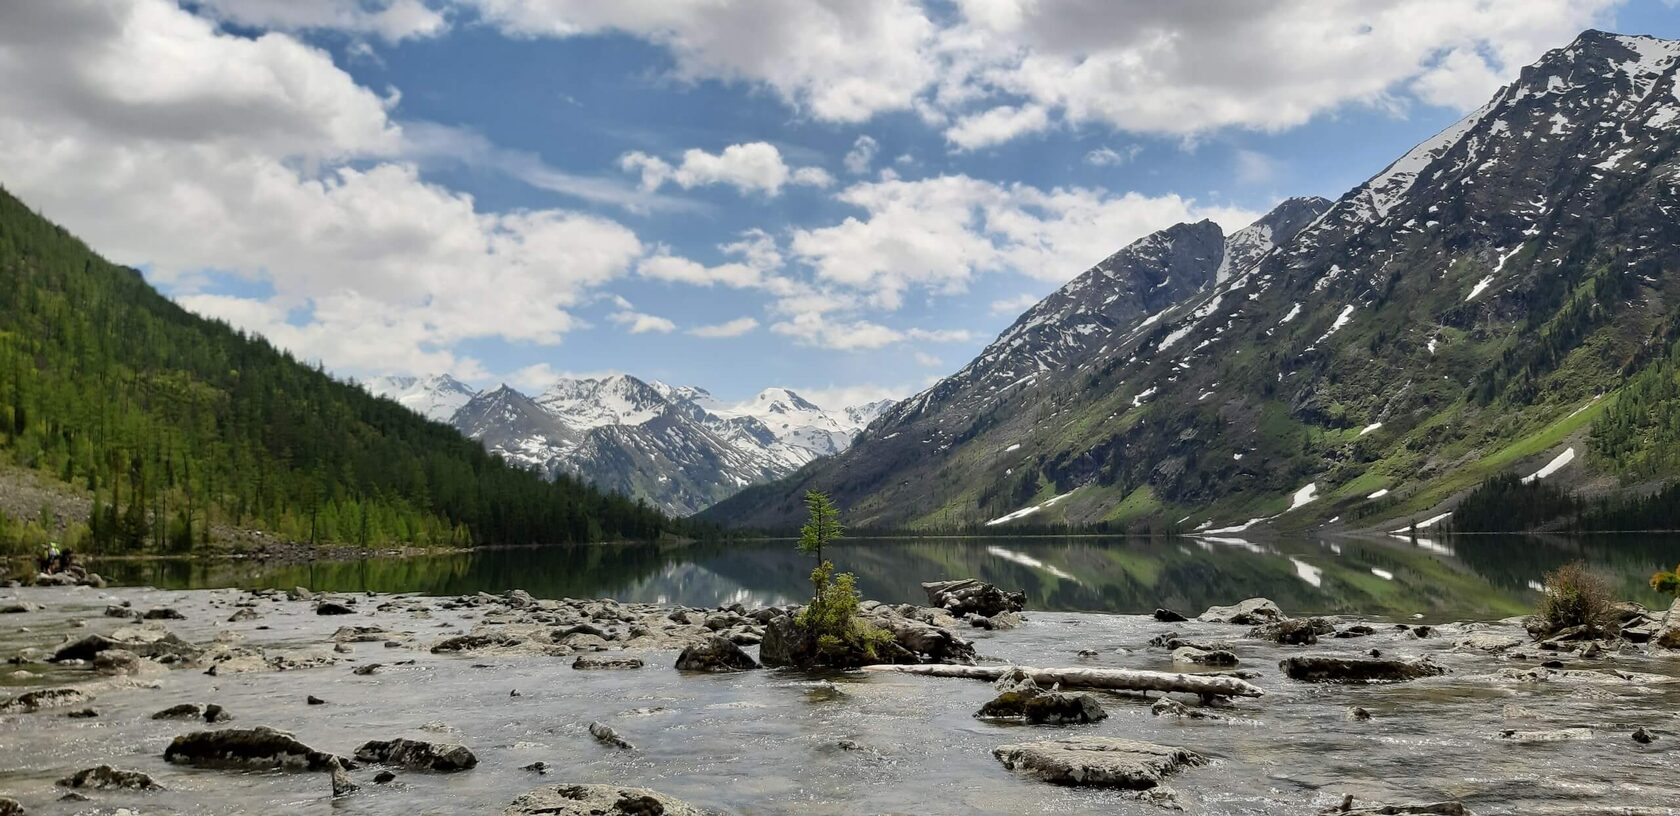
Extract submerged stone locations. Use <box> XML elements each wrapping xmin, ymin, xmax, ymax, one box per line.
<box><xmin>504</xmin><ymin>784</ymin><xmax>706</xmax><ymax>816</ymax></box>
<box><xmin>992</xmin><ymin>737</ymin><xmax>1205</xmax><ymax>789</ymax></box>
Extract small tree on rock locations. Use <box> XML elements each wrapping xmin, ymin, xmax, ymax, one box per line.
<box><xmin>798</xmin><ymin>490</ymin><xmax>842</xmax><ymax>568</ymax></box>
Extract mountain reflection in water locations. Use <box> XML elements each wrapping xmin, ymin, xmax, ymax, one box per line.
<box><xmin>95</xmin><ymin>533</ymin><xmax>1678</xmax><ymax>620</ymax></box>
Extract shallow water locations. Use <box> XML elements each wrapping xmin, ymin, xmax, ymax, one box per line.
<box><xmin>1</xmin><ymin>584</ymin><xmax>1678</xmax><ymax>814</ymax></box>
<box><xmin>88</xmin><ymin>533</ymin><xmax>1680</xmax><ymax>620</ymax></box>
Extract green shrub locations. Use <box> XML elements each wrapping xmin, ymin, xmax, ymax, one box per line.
<box><xmin>1537</xmin><ymin>561</ymin><xmax>1616</xmax><ymax>636</ymax></box>
<box><xmin>797</xmin><ymin>561</ymin><xmax>895</xmax><ymax>665</ymax></box>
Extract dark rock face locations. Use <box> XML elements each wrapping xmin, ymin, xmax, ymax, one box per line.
<box><xmin>354</xmin><ymin>738</ymin><xmax>478</xmax><ymax>772</ymax></box>
<box><xmin>673</xmin><ymin>636</ymin><xmax>758</xmax><ymax>673</ymax></box>
<box><xmin>1022</xmin><ymin>692</ymin><xmax>1109</xmax><ymax>725</ymax></box>
<box><xmin>152</xmin><ymin>703</ymin><xmax>203</xmax><ymax>720</ymax></box>
<box><xmin>992</xmin><ymin>737</ymin><xmax>1206</xmax><ymax>789</ymax></box>
<box><xmin>164</xmin><ymin>726</ymin><xmax>347</xmax><ymax>771</ymax></box>
<box><xmin>1152</xmin><ymin>608</ymin><xmax>1188</xmax><ymax>623</ymax></box>
<box><xmin>1249</xmin><ymin>618</ymin><xmax>1333</xmax><ymax>645</ymax></box>
<box><xmin>922</xmin><ymin>579</ymin><xmax>1026</xmax><ymax>617</ymax></box>
<box><xmin>503</xmin><ymin>784</ymin><xmax>706</xmax><ymax>816</ymax></box>
<box><xmin>1280</xmin><ymin>656</ymin><xmax>1447</xmax><ymax>683</ymax></box>
<box><xmin>57</xmin><ymin>765</ymin><xmax>161</xmax><ymax>791</ymax></box>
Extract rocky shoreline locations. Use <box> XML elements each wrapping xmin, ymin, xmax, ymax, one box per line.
<box><xmin>1</xmin><ymin>578</ymin><xmax>1677</xmax><ymax>814</ymax></box>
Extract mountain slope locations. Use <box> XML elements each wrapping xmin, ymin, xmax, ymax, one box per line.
<box><xmin>706</xmin><ymin>30</ymin><xmax>1680</xmax><ymax>533</ymax></box>
<box><xmin>372</xmin><ymin>374</ymin><xmax>892</xmax><ymax>515</ymax></box>
<box><xmin>0</xmin><ymin>186</ymin><xmax>676</xmax><ymax>552</ymax></box>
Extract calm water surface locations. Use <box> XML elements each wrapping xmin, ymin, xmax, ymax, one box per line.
<box><xmin>92</xmin><ymin>533</ymin><xmax>1680</xmax><ymax>620</ymax></box>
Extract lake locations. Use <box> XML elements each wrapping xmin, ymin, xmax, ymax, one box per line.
<box><xmin>95</xmin><ymin>532</ymin><xmax>1680</xmax><ymax>620</ymax></box>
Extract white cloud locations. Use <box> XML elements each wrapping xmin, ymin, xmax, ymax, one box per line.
<box><xmin>466</xmin><ymin>0</ymin><xmax>1614</xmax><ymax>142</ymax></box>
<box><xmin>192</xmin><ymin>0</ymin><xmax>447</xmax><ymax>41</ymax></box>
<box><xmin>0</xmin><ymin>0</ymin><xmax>644</xmax><ymax>381</ymax></box>
<box><xmin>913</xmin><ymin>351</ymin><xmax>943</xmax><ymax>367</ymax></box>
<box><xmin>990</xmin><ymin>293</ymin><xmax>1042</xmax><ymax>314</ymax></box>
<box><xmin>610</xmin><ymin>310</ymin><xmax>678</xmax><ymax>334</ymax></box>
<box><xmin>944</xmin><ymin>103</ymin><xmax>1050</xmax><ymax>150</ymax></box>
<box><xmin>619</xmin><ymin>142</ymin><xmax>830</xmax><ymax>196</ymax></box>
<box><xmin>787</xmin><ymin>383</ymin><xmax>909</xmax><ymax>412</ymax></box>
<box><xmin>689</xmin><ymin>317</ymin><xmax>761</xmax><ymax>338</ymax></box>
<box><xmin>1234</xmin><ymin>148</ymin><xmax>1279</xmax><ymax>185</ymax></box>
<box><xmin>1084</xmin><ymin>145</ymin><xmax>1140</xmax><ymax>166</ymax></box>
<box><xmin>844</xmin><ymin>135</ymin><xmax>880</xmax><ymax>174</ymax></box>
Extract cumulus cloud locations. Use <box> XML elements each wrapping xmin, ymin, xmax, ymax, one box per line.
<box><xmin>619</xmin><ymin>142</ymin><xmax>831</xmax><ymax>196</ymax></box>
<box><xmin>843</xmin><ymin>135</ymin><xmax>880</xmax><ymax>174</ymax></box>
<box><xmin>1084</xmin><ymin>145</ymin><xmax>1140</xmax><ymax>166</ymax></box>
<box><xmin>0</xmin><ymin>0</ymin><xmax>643</xmax><ymax>381</ymax></box>
<box><xmin>610</xmin><ymin>310</ymin><xmax>679</xmax><ymax>334</ymax></box>
<box><xmin>990</xmin><ymin>293</ymin><xmax>1042</xmax><ymax>314</ymax></box>
<box><xmin>191</xmin><ymin>0</ymin><xmax>447</xmax><ymax>41</ymax></box>
<box><xmin>466</xmin><ymin>0</ymin><xmax>1614</xmax><ymax>142</ymax></box>
<box><xmin>689</xmin><ymin>317</ymin><xmax>760</xmax><ymax>338</ymax></box>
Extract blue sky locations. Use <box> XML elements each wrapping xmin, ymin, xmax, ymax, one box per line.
<box><xmin>3</xmin><ymin>0</ymin><xmax>1678</xmax><ymax>408</ymax></box>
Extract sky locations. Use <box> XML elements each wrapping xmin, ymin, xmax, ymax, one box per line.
<box><xmin>2</xmin><ymin>1</ymin><xmax>1678</xmax><ymax>409</ymax></box>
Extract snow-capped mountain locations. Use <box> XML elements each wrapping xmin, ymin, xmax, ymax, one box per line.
<box><xmin>706</xmin><ymin>30</ymin><xmax>1680</xmax><ymax>532</ymax></box>
<box><xmin>368</xmin><ymin>373</ymin><xmax>894</xmax><ymax>515</ymax></box>
<box><xmin>364</xmin><ymin>374</ymin><xmax>477</xmax><ymax>423</ymax></box>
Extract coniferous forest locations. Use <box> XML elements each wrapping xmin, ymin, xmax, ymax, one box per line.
<box><xmin>0</xmin><ymin>187</ymin><xmax>679</xmax><ymax>555</ymax></box>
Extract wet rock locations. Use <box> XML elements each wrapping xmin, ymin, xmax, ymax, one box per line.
<box><xmin>1633</xmin><ymin>727</ymin><xmax>1655</xmax><ymax>744</ymax></box>
<box><xmin>1150</xmin><ymin>698</ymin><xmax>1217</xmax><ymax>720</ymax></box>
<box><xmin>104</xmin><ymin>604</ymin><xmax>139</xmax><ymax>619</ymax></box>
<box><xmin>1455</xmin><ymin>633</ymin><xmax>1525</xmax><ymax>654</ymax></box>
<box><xmin>333</xmin><ymin>625</ymin><xmax>395</xmax><ymax>643</ymax></box>
<box><xmin>0</xmin><ymin>797</ymin><xmax>19</xmax><ymax>816</ymax></box>
<box><xmin>355</xmin><ymin>738</ymin><xmax>478</xmax><ymax>772</ymax></box>
<box><xmin>152</xmin><ymin>703</ymin><xmax>203</xmax><ymax>720</ymax></box>
<box><xmin>1023</xmin><ymin>692</ymin><xmax>1108</xmax><ymax>725</ymax></box>
<box><xmin>0</xmin><ymin>602</ymin><xmax>39</xmax><ymax>614</ymax></box>
<box><xmin>228</xmin><ymin>607</ymin><xmax>260</xmax><ymax>622</ymax></box>
<box><xmin>1322</xmin><ymin>797</ymin><xmax>1471</xmax><ymax>815</ymax></box>
<box><xmin>503</xmin><ymin>784</ymin><xmax>706</xmax><ymax>816</ymax></box>
<box><xmin>1280</xmin><ymin>656</ymin><xmax>1446</xmax><ymax>683</ymax></box>
<box><xmin>57</xmin><ymin>765</ymin><xmax>161</xmax><ymax>791</ymax></box>
<box><xmin>1198</xmin><ymin>598</ymin><xmax>1283</xmax><ymax>625</ymax></box>
<box><xmin>572</xmin><ymin>655</ymin><xmax>644</xmax><ymax>670</ymax></box>
<box><xmin>164</xmin><ymin>726</ymin><xmax>348</xmax><ymax>771</ymax></box>
<box><xmin>331</xmin><ymin>761</ymin><xmax>358</xmax><ymax>796</ymax></box>
<box><xmin>52</xmin><ymin>628</ymin><xmax>196</xmax><ymax>662</ymax></box>
<box><xmin>674</xmin><ymin>635</ymin><xmax>757</xmax><ymax>672</ymax></box>
<box><xmin>923</xmin><ymin>579</ymin><xmax>1026</xmax><ymax>617</ymax></box>
<box><xmin>1334</xmin><ymin>625</ymin><xmax>1377</xmax><ymax>639</ymax></box>
<box><xmin>588</xmin><ymin>721</ymin><xmax>634</xmax><ymax>750</ymax></box>
<box><xmin>316</xmin><ymin>601</ymin><xmax>355</xmax><ymax>616</ymax></box>
<box><xmin>521</xmin><ymin>761</ymin><xmax>549</xmax><ymax>774</ymax></box>
<box><xmin>373</xmin><ymin>771</ymin><xmax>396</xmax><ymax>784</ymax></box>
<box><xmin>1153</xmin><ymin>608</ymin><xmax>1188</xmax><ymax>623</ymax></box>
<box><xmin>1</xmin><ymin>687</ymin><xmax>91</xmax><ymax>713</ymax></box>
<box><xmin>307</xmin><ymin>695</ymin><xmax>326</xmax><ymax>705</ymax></box>
<box><xmin>864</xmin><ymin>609</ymin><xmax>976</xmax><ymax>665</ymax></box>
<box><xmin>353</xmin><ymin>663</ymin><xmax>382</xmax><ymax>675</ymax></box>
<box><xmin>65</xmin><ymin>708</ymin><xmax>97</xmax><ymax>718</ymax></box>
<box><xmin>1346</xmin><ymin>706</ymin><xmax>1373</xmax><ymax>722</ymax></box>
<box><xmin>431</xmin><ymin>633</ymin><xmax>521</xmax><ymax>654</ymax></box>
<box><xmin>1248</xmin><ymin>618</ymin><xmax>1331</xmax><ymax>645</ymax></box>
<box><xmin>1172</xmin><ymin>646</ymin><xmax>1238</xmax><ymax>666</ymax></box>
<box><xmin>205</xmin><ymin>703</ymin><xmax>232</xmax><ymax>722</ymax></box>
<box><xmin>992</xmin><ymin>737</ymin><xmax>1206</xmax><ymax>789</ymax></box>
<box><xmin>92</xmin><ymin>648</ymin><xmax>145</xmax><ymax>676</ymax></box>
<box><xmin>143</xmin><ymin>607</ymin><xmax>186</xmax><ymax>620</ymax></box>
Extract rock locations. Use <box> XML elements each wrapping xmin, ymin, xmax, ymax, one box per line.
<box><xmin>333</xmin><ymin>625</ymin><xmax>394</xmax><ymax>643</ymax></box>
<box><xmin>992</xmin><ymin>737</ymin><xmax>1206</xmax><ymax>789</ymax></box>
<box><xmin>58</xmin><ymin>765</ymin><xmax>161</xmax><ymax>791</ymax></box>
<box><xmin>1323</xmin><ymin>798</ymin><xmax>1471</xmax><ymax>815</ymax></box>
<box><xmin>164</xmin><ymin>726</ymin><xmax>348</xmax><ymax>771</ymax></box>
<box><xmin>143</xmin><ymin>607</ymin><xmax>186</xmax><ymax>620</ymax></box>
<box><xmin>1172</xmin><ymin>646</ymin><xmax>1238</xmax><ymax>666</ymax></box>
<box><xmin>1280</xmin><ymin>656</ymin><xmax>1446</xmax><ymax>683</ymax></box>
<box><xmin>1496</xmin><ymin>728</ymin><xmax>1594</xmax><ymax>743</ymax></box>
<box><xmin>355</xmin><ymin>738</ymin><xmax>478</xmax><ymax>772</ymax></box>
<box><xmin>1</xmin><ymin>687</ymin><xmax>91</xmax><ymax>713</ymax></box>
<box><xmin>104</xmin><ymin>604</ymin><xmax>139</xmax><ymax>619</ymax></box>
<box><xmin>922</xmin><ymin>579</ymin><xmax>1026</xmax><ymax>617</ymax></box>
<box><xmin>331</xmin><ymin>761</ymin><xmax>358</xmax><ymax>796</ymax></box>
<box><xmin>1197</xmin><ymin>598</ymin><xmax>1283</xmax><ymax>625</ymax></box>
<box><xmin>1149</xmin><ymin>698</ymin><xmax>1216</xmax><ymax>720</ymax></box>
<box><xmin>1455</xmin><ymin>633</ymin><xmax>1525</xmax><ymax>653</ymax></box>
<box><xmin>152</xmin><ymin>703</ymin><xmax>203</xmax><ymax>720</ymax></box>
<box><xmin>503</xmin><ymin>784</ymin><xmax>706</xmax><ymax>816</ymax></box>
<box><xmin>0</xmin><ymin>797</ymin><xmax>19</xmax><ymax>815</ymax></box>
<box><xmin>1334</xmin><ymin>625</ymin><xmax>1377</xmax><ymax>639</ymax></box>
<box><xmin>228</xmin><ymin>607</ymin><xmax>260</xmax><ymax>622</ymax></box>
<box><xmin>0</xmin><ymin>603</ymin><xmax>38</xmax><ymax>614</ymax></box>
<box><xmin>288</xmin><ymin>586</ymin><xmax>315</xmax><ymax>601</ymax></box>
<box><xmin>353</xmin><ymin>663</ymin><xmax>382</xmax><ymax>675</ymax></box>
<box><xmin>674</xmin><ymin>635</ymin><xmax>758</xmax><ymax>672</ymax></box>
<box><xmin>204</xmin><ymin>703</ymin><xmax>232</xmax><ymax>722</ymax></box>
<box><xmin>430</xmin><ymin>633</ymin><xmax>521</xmax><ymax>653</ymax></box>
<box><xmin>1248</xmin><ymin>618</ymin><xmax>1330</xmax><ymax>645</ymax></box>
<box><xmin>1633</xmin><ymin>727</ymin><xmax>1655</xmax><ymax>744</ymax></box>
<box><xmin>52</xmin><ymin>629</ymin><xmax>195</xmax><ymax>662</ymax></box>
<box><xmin>572</xmin><ymin>655</ymin><xmax>644</xmax><ymax>670</ymax></box>
<box><xmin>373</xmin><ymin>770</ymin><xmax>396</xmax><ymax>784</ymax></box>
<box><xmin>316</xmin><ymin>601</ymin><xmax>355</xmax><ymax>615</ymax></box>
<box><xmin>1153</xmin><ymin>608</ymin><xmax>1188</xmax><ymax>623</ymax></box>
<box><xmin>1023</xmin><ymin>692</ymin><xmax>1108</xmax><ymax>725</ymax></box>
<box><xmin>588</xmin><ymin>721</ymin><xmax>634</xmax><ymax>750</ymax></box>
<box><xmin>92</xmin><ymin>648</ymin><xmax>145</xmax><ymax>675</ymax></box>
<box><xmin>65</xmin><ymin>708</ymin><xmax>98</xmax><ymax>718</ymax></box>
<box><xmin>521</xmin><ymin>761</ymin><xmax>549</xmax><ymax>774</ymax></box>
<box><xmin>307</xmin><ymin>695</ymin><xmax>326</xmax><ymax>705</ymax></box>
<box><xmin>1347</xmin><ymin>706</ymin><xmax>1373</xmax><ymax>722</ymax></box>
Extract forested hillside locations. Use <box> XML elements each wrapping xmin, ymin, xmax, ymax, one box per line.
<box><xmin>0</xmin><ymin>186</ymin><xmax>675</xmax><ymax>554</ymax></box>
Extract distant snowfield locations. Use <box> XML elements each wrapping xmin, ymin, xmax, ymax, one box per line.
<box><xmin>985</xmin><ymin>489</ymin><xmax>1077</xmax><ymax>527</ymax></box>
<box><xmin>1522</xmin><ymin>447</ymin><xmax>1576</xmax><ymax>483</ymax></box>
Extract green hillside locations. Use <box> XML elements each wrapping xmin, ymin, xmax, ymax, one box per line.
<box><xmin>0</xmin><ymin>186</ymin><xmax>676</xmax><ymax>555</ymax></box>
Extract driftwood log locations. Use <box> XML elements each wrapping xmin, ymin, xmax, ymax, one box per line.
<box><xmin>861</xmin><ymin>664</ymin><xmax>1264</xmax><ymax>700</ymax></box>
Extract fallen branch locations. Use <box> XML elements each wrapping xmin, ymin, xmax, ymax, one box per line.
<box><xmin>861</xmin><ymin>664</ymin><xmax>1264</xmax><ymax>699</ymax></box>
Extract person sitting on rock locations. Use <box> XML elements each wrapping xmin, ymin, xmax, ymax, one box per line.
<box><xmin>39</xmin><ymin>543</ymin><xmax>62</xmax><ymax>574</ymax></box>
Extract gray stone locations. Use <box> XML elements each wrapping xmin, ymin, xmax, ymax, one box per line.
<box><xmin>992</xmin><ymin>737</ymin><xmax>1206</xmax><ymax>789</ymax></box>
<box><xmin>1280</xmin><ymin>656</ymin><xmax>1446</xmax><ymax>683</ymax></box>
<box><xmin>503</xmin><ymin>784</ymin><xmax>706</xmax><ymax>816</ymax></box>
<box><xmin>1198</xmin><ymin>598</ymin><xmax>1283</xmax><ymax>625</ymax></box>
<box><xmin>674</xmin><ymin>636</ymin><xmax>757</xmax><ymax>672</ymax></box>
<box><xmin>58</xmin><ymin>765</ymin><xmax>161</xmax><ymax>791</ymax></box>
<box><xmin>355</xmin><ymin>738</ymin><xmax>478</xmax><ymax>772</ymax></box>
<box><xmin>164</xmin><ymin>726</ymin><xmax>348</xmax><ymax>771</ymax></box>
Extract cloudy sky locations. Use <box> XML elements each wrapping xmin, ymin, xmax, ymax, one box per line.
<box><xmin>3</xmin><ymin>1</ymin><xmax>1677</xmax><ymax>407</ymax></box>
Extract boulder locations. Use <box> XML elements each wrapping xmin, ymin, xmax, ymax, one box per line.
<box><xmin>588</xmin><ymin>721</ymin><xmax>634</xmax><ymax>750</ymax></box>
<box><xmin>1322</xmin><ymin>798</ymin><xmax>1471</xmax><ymax>815</ymax></box>
<box><xmin>52</xmin><ymin>629</ymin><xmax>195</xmax><ymax>663</ymax></box>
<box><xmin>354</xmin><ymin>738</ymin><xmax>478</xmax><ymax>772</ymax></box>
<box><xmin>152</xmin><ymin>703</ymin><xmax>204</xmax><ymax>720</ymax></box>
<box><xmin>316</xmin><ymin>601</ymin><xmax>356</xmax><ymax>616</ymax></box>
<box><xmin>57</xmin><ymin>765</ymin><xmax>161</xmax><ymax>791</ymax></box>
<box><xmin>572</xmin><ymin>655</ymin><xmax>644</xmax><ymax>670</ymax></box>
<box><xmin>1198</xmin><ymin>598</ymin><xmax>1283</xmax><ymax>625</ymax></box>
<box><xmin>431</xmin><ymin>633</ymin><xmax>521</xmax><ymax>653</ymax></box>
<box><xmin>864</xmin><ymin>610</ymin><xmax>977</xmax><ymax>665</ymax></box>
<box><xmin>164</xmin><ymin>726</ymin><xmax>348</xmax><ymax>771</ymax></box>
<box><xmin>1022</xmin><ymin>692</ymin><xmax>1108</xmax><ymax>725</ymax></box>
<box><xmin>331</xmin><ymin>761</ymin><xmax>358</xmax><ymax>796</ymax></box>
<box><xmin>503</xmin><ymin>784</ymin><xmax>706</xmax><ymax>816</ymax></box>
<box><xmin>92</xmin><ymin>648</ymin><xmax>146</xmax><ymax>676</ymax></box>
<box><xmin>0</xmin><ymin>797</ymin><xmax>19</xmax><ymax>816</ymax></box>
<box><xmin>992</xmin><ymin>737</ymin><xmax>1206</xmax><ymax>789</ymax></box>
<box><xmin>0</xmin><ymin>687</ymin><xmax>91</xmax><ymax>714</ymax></box>
<box><xmin>1249</xmin><ymin>618</ymin><xmax>1331</xmax><ymax>645</ymax></box>
<box><xmin>674</xmin><ymin>636</ymin><xmax>757</xmax><ymax>672</ymax></box>
<box><xmin>1172</xmin><ymin>646</ymin><xmax>1239</xmax><ymax>666</ymax></box>
<box><xmin>1153</xmin><ymin>608</ymin><xmax>1188</xmax><ymax>623</ymax></box>
<box><xmin>143</xmin><ymin>607</ymin><xmax>186</xmax><ymax>620</ymax></box>
<box><xmin>1281</xmin><ymin>656</ymin><xmax>1446</xmax><ymax>683</ymax></box>
<box><xmin>228</xmin><ymin>607</ymin><xmax>260</xmax><ymax>622</ymax></box>
<box><xmin>922</xmin><ymin>579</ymin><xmax>1026</xmax><ymax>617</ymax></box>
<box><xmin>1496</xmin><ymin>728</ymin><xmax>1594</xmax><ymax>743</ymax></box>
